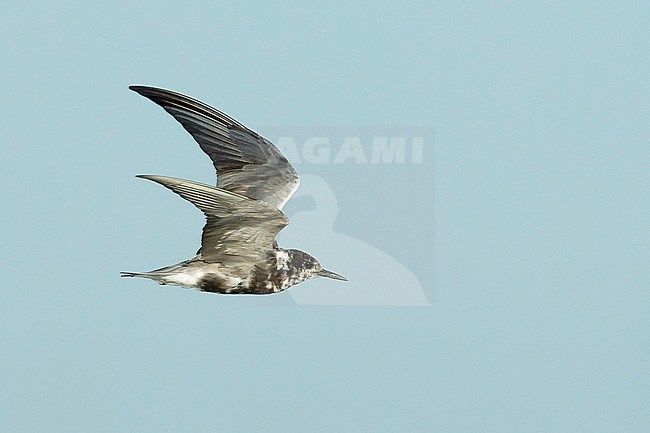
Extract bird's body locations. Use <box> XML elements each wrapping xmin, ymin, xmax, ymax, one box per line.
<box><xmin>122</xmin><ymin>248</ymin><xmax>325</xmax><ymax>294</ymax></box>
<box><xmin>121</xmin><ymin>86</ymin><xmax>346</xmax><ymax>294</ymax></box>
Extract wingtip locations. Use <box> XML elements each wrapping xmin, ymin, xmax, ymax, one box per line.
<box><xmin>135</xmin><ymin>175</ymin><xmax>164</xmax><ymax>184</ymax></box>
<box><xmin>129</xmin><ymin>85</ymin><xmax>160</xmax><ymax>95</ymax></box>
<box><xmin>135</xmin><ymin>174</ymin><xmax>188</xmax><ymax>188</ymax></box>
<box><xmin>135</xmin><ymin>174</ymin><xmax>158</xmax><ymax>182</ymax></box>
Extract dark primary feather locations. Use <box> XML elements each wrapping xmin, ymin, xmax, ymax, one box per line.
<box><xmin>137</xmin><ymin>175</ymin><xmax>289</xmax><ymax>274</ymax></box>
<box><xmin>129</xmin><ymin>86</ymin><xmax>299</xmax><ymax>210</ymax></box>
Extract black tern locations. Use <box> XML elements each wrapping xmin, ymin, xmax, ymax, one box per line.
<box><xmin>121</xmin><ymin>86</ymin><xmax>347</xmax><ymax>294</ymax></box>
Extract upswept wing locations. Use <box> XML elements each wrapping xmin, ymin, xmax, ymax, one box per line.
<box><xmin>137</xmin><ymin>175</ymin><xmax>288</xmax><ymax>271</ymax></box>
<box><xmin>130</xmin><ymin>86</ymin><xmax>299</xmax><ymax>210</ymax></box>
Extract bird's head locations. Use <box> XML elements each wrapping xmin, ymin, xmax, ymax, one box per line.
<box><xmin>285</xmin><ymin>249</ymin><xmax>348</xmax><ymax>283</ymax></box>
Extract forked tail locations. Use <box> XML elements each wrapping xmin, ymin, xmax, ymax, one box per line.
<box><xmin>120</xmin><ymin>271</ymin><xmax>166</xmax><ymax>282</ymax></box>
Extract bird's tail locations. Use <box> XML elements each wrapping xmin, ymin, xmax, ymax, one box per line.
<box><xmin>120</xmin><ymin>271</ymin><xmax>166</xmax><ymax>282</ymax></box>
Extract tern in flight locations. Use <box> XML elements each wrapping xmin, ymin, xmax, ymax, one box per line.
<box><xmin>121</xmin><ymin>86</ymin><xmax>347</xmax><ymax>294</ymax></box>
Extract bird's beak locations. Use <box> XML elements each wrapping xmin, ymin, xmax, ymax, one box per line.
<box><xmin>318</xmin><ymin>269</ymin><xmax>348</xmax><ymax>281</ymax></box>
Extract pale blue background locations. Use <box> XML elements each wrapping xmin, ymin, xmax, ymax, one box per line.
<box><xmin>2</xmin><ymin>1</ymin><xmax>649</xmax><ymax>432</ymax></box>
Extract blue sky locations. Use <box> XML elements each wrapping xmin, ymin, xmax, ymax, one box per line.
<box><xmin>1</xmin><ymin>1</ymin><xmax>649</xmax><ymax>432</ymax></box>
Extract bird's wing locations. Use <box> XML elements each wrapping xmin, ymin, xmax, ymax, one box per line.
<box><xmin>137</xmin><ymin>175</ymin><xmax>289</xmax><ymax>271</ymax></box>
<box><xmin>130</xmin><ymin>86</ymin><xmax>299</xmax><ymax>210</ymax></box>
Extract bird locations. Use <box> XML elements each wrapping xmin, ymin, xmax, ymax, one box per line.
<box><xmin>121</xmin><ymin>86</ymin><xmax>347</xmax><ymax>295</ymax></box>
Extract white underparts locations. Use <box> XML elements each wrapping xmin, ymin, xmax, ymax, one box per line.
<box><xmin>275</xmin><ymin>249</ymin><xmax>291</xmax><ymax>271</ymax></box>
<box><xmin>161</xmin><ymin>268</ymin><xmax>207</xmax><ymax>288</ymax></box>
